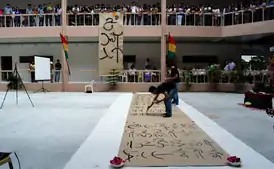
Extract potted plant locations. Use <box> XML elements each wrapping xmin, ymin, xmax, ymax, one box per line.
<box><xmin>7</xmin><ymin>74</ymin><xmax>23</xmax><ymax>90</ymax></box>
<box><xmin>107</xmin><ymin>69</ymin><xmax>120</xmax><ymax>91</ymax></box>
<box><xmin>208</xmin><ymin>65</ymin><xmax>221</xmax><ymax>92</ymax></box>
<box><xmin>184</xmin><ymin>69</ymin><xmax>192</xmax><ymax>91</ymax></box>
<box><xmin>231</xmin><ymin>69</ymin><xmax>245</xmax><ymax>93</ymax></box>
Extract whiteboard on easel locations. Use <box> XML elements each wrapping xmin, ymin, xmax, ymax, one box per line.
<box><xmin>34</xmin><ymin>56</ymin><xmax>51</xmax><ymax>81</ymax></box>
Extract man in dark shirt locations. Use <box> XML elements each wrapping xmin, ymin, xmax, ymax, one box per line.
<box><xmin>166</xmin><ymin>65</ymin><xmax>180</xmax><ymax>105</ymax></box>
<box><xmin>147</xmin><ymin>81</ymin><xmax>176</xmax><ymax>117</ymax></box>
<box><xmin>54</xmin><ymin>59</ymin><xmax>62</xmax><ymax>82</ymax></box>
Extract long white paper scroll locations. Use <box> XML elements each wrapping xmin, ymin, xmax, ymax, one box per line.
<box><xmin>99</xmin><ymin>12</ymin><xmax>124</xmax><ymax>75</ymax></box>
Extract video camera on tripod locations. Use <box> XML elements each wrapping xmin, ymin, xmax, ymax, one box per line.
<box><xmin>0</xmin><ymin>62</ymin><xmax>34</xmax><ymax>109</ymax></box>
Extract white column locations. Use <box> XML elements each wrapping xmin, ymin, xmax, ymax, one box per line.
<box><xmin>61</xmin><ymin>0</ymin><xmax>68</xmax><ymax>91</ymax></box>
<box><xmin>160</xmin><ymin>0</ymin><xmax>167</xmax><ymax>82</ymax></box>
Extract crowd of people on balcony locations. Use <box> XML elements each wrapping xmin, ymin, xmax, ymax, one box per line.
<box><xmin>0</xmin><ymin>0</ymin><xmax>273</xmax><ymax>27</ymax></box>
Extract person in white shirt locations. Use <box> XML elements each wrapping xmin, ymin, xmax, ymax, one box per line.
<box><xmin>130</xmin><ymin>2</ymin><xmax>137</xmax><ymax>25</ymax></box>
<box><xmin>136</xmin><ymin>5</ymin><xmax>142</xmax><ymax>25</ymax></box>
<box><xmin>224</xmin><ymin>61</ymin><xmax>236</xmax><ymax>71</ymax></box>
<box><xmin>177</xmin><ymin>5</ymin><xmax>184</xmax><ymax>25</ymax></box>
<box><xmin>72</xmin><ymin>4</ymin><xmax>81</xmax><ymax>26</ymax></box>
<box><xmin>167</xmin><ymin>7</ymin><xmax>173</xmax><ymax>25</ymax></box>
<box><xmin>234</xmin><ymin>7</ymin><xmax>239</xmax><ymax>24</ymax></box>
<box><xmin>121</xmin><ymin>4</ymin><xmax>129</xmax><ymax>25</ymax></box>
<box><xmin>213</xmin><ymin>8</ymin><xmax>221</xmax><ymax>26</ymax></box>
<box><xmin>129</xmin><ymin>64</ymin><xmax>137</xmax><ymax>82</ymax></box>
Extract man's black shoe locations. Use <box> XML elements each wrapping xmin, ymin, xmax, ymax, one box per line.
<box><xmin>163</xmin><ymin>115</ymin><xmax>171</xmax><ymax>118</ymax></box>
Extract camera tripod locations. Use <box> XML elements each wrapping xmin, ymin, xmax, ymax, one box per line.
<box><xmin>0</xmin><ymin>63</ymin><xmax>35</xmax><ymax>109</ymax></box>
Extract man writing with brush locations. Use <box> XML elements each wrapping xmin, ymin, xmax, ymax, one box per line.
<box><xmin>147</xmin><ymin>81</ymin><xmax>177</xmax><ymax>118</ymax></box>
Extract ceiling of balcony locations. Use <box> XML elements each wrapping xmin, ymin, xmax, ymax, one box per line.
<box><xmin>0</xmin><ymin>33</ymin><xmax>272</xmax><ymax>44</ymax></box>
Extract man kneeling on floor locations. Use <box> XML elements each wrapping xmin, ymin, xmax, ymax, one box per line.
<box><xmin>147</xmin><ymin>81</ymin><xmax>176</xmax><ymax>118</ymax></box>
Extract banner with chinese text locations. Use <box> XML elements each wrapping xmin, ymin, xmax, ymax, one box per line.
<box><xmin>99</xmin><ymin>12</ymin><xmax>124</xmax><ymax>75</ymax></box>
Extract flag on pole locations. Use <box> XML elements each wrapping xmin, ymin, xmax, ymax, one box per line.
<box><xmin>60</xmin><ymin>33</ymin><xmax>71</xmax><ymax>75</ymax></box>
<box><xmin>168</xmin><ymin>33</ymin><xmax>176</xmax><ymax>58</ymax></box>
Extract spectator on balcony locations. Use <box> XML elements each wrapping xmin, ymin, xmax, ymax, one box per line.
<box><xmin>128</xmin><ymin>64</ymin><xmax>137</xmax><ymax>82</ymax></box>
<box><xmin>70</xmin><ymin>4</ymin><xmax>80</xmax><ymax>26</ymax></box>
<box><xmin>92</xmin><ymin>4</ymin><xmax>100</xmax><ymax>25</ymax></box>
<box><xmin>46</xmin><ymin>3</ymin><xmax>53</xmax><ymax>26</ymax></box>
<box><xmin>14</xmin><ymin>7</ymin><xmax>21</xmax><ymax>27</ymax></box>
<box><xmin>167</xmin><ymin>5</ymin><xmax>174</xmax><ymax>25</ymax></box>
<box><xmin>204</xmin><ymin>5</ymin><xmax>212</xmax><ymax>26</ymax></box>
<box><xmin>270</xmin><ymin>0</ymin><xmax>274</xmax><ymax>20</ymax></box>
<box><xmin>152</xmin><ymin>67</ymin><xmax>159</xmax><ymax>82</ymax></box>
<box><xmin>177</xmin><ymin>4</ymin><xmax>184</xmax><ymax>25</ymax></box>
<box><xmin>0</xmin><ymin>9</ymin><xmax>3</xmax><ymax>27</ymax></box>
<box><xmin>82</xmin><ymin>5</ymin><xmax>91</xmax><ymax>25</ymax></box>
<box><xmin>151</xmin><ymin>4</ymin><xmax>159</xmax><ymax>25</ymax></box>
<box><xmin>4</xmin><ymin>4</ymin><xmax>12</xmax><ymax>27</ymax></box>
<box><xmin>38</xmin><ymin>5</ymin><xmax>44</xmax><ymax>26</ymax></box>
<box><xmin>186</xmin><ymin>6</ymin><xmax>193</xmax><ymax>25</ymax></box>
<box><xmin>130</xmin><ymin>2</ymin><xmax>138</xmax><ymax>25</ymax></box>
<box><xmin>75</xmin><ymin>4</ymin><xmax>84</xmax><ymax>26</ymax></box>
<box><xmin>144</xmin><ymin>58</ymin><xmax>151</xmax><ymax>69</ymax></box>
<box><xmin>136</xmin><ymin>4</ymin><xmax>143</xmax><ymax>25</ymax></box>
<box><xmin>224</xmin><ymin>60</ymin><xmax>236</xmax><ymax>71</ymax></box>
<box><xmin>234</xmin><ymin>7</ymin><xmax>240</xmax><ymax>24</ymax></box>
<box><xmin>142</xmin><ymin>4</ymin><xmax>149</xmax><ymax>25</ymax></box>
<box><xmin>213</xmin><ymin>7</ymin><xmax>221</xmax><ymax>26</ymax></box>
<box><xmin>25</xmin><ymin>4</ymin><xmax>34</xmax><ymax>26</ymax></box>
<box><xmin>55</xmin><ymin>4</ymin><xmax>62</xmax><ymax>26</ymax></box>
<box><xmin>144</xmin><ymin>69</ymin><xmax>152</xmax><ymax>82</ymax></box>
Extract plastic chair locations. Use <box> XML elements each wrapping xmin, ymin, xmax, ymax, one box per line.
<box><xmin>85</xmin><ymin>80</ymin><xmax>94</xmax><ymax>93</ymax></box>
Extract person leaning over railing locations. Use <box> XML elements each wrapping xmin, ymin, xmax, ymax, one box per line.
<box><xmin>55</xmin><ymin>4</ymin><xmax>62</xmax><ymax>26</ymax></box>
<box><xmin>0</xmin><ymin>9</ymin><xmax>3</xmax><ymax>27</ymax></box>
<box><xmin>13</xmin><ymin>7</ymin><xmax>21</xmax><ymax>27</ymax></box>
<box><xmin>26</xmin><ymin>4</ymin><xmax>34</xmax><ymax>26</ymax></box>
<box><xmin>4</xmin><ymin>4</ymin><xmax>12</xmax><ymax>27</ymax></box>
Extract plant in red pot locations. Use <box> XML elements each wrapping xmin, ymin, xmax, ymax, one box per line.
<box><xmin>110</xmin><ymin>156</ymin><xmax>125</xmax><ymax>168</ymax></box>
<box><xmin>227</xmin><ymin>156</ymin><xmax>241</xmax><ymax>167</ymax></box>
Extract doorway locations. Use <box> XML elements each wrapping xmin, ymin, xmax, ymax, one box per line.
<box><xmin>1</xmin><ymin>56</ymin><xmax>12</xmax><ymax>81</ymax></box>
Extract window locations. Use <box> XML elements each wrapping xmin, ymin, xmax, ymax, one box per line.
<box><xmin>1</xmin><ymin>56</ymin><xmax>12</xmax><ymax>81</ymax></box>
<box><xmin>19</xmin><ymin>56</ymin><xmax>33</xmax><ymax>63</ymax></box>
<box><xmin>182</xmin><ymin>55</ymin><xmax>218</xmax><ymax>63</ymax></box>
<box><xmin>123</xmin><ymin>55</ymin><xmax>136</xmax><ymax>63</ymax></box>
<box><xmin>36</xmin><ymin>55</ymin><xmax>53</xmax><ymax>61</ymax></box>
<box><xmin>19</xmin><ymin>56</ymin><xmax>53</xmax><ymax>63</ymax></box>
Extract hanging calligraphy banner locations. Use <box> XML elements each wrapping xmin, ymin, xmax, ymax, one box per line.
<box><xmin>99</xmin><ymin>12</ymin><xmax>124</xmax><ymax>75</ymax></box>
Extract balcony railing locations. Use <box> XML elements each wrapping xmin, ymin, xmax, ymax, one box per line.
<box><xmin>0</xmin><ymin>70</ymin><xmax>62</xmax><ymax>83</ymax></box>
<box><xmin>0</xmin><ymin>13</ymin><xmax>61</xmax><ymax>27</ymax></box>
<box><xmin>0</xmin><ymin>5</ymin><xmax>273</xmax><ymax>27</ymax></box>
<box><xmin>0</xmin><ymin>69</ymin><xmax>270</xmax><ymax>84</ymax></box>
<box><xmin>65</xmin><ymin>69</ymin><xmax>270</xmax><ymax>84</ymax></box>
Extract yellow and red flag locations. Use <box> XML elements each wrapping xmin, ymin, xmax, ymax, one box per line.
<box><xmin>168</xmin><ymin>33</ymin><xmax>176</xmax><ymax>58</ymax></box>
<box><xmin>60</xmin><ymin>33</ymin><xmax>71</xmax><ymax>75</ymax></box>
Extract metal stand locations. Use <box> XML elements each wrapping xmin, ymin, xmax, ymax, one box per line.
<box><xmin>0</xmin><ymin>63</ymin><xmax>35</xmax><ymax>109</ymax></box>
<box><xmin>34</xmin><ymin>81</ymin><xmax>50</xmax><ymax>93</ymax></box>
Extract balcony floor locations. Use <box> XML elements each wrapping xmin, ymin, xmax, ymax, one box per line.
<box><xmin>0</xmin><ymin>92</ymin><xmax>273</xmax><ymax>169</ymax></box>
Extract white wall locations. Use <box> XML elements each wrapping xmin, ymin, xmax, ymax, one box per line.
<box><xmin>0</xmin><ymin>42</ymin><xmax>259</xmax><ymax>82</ymax></box>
